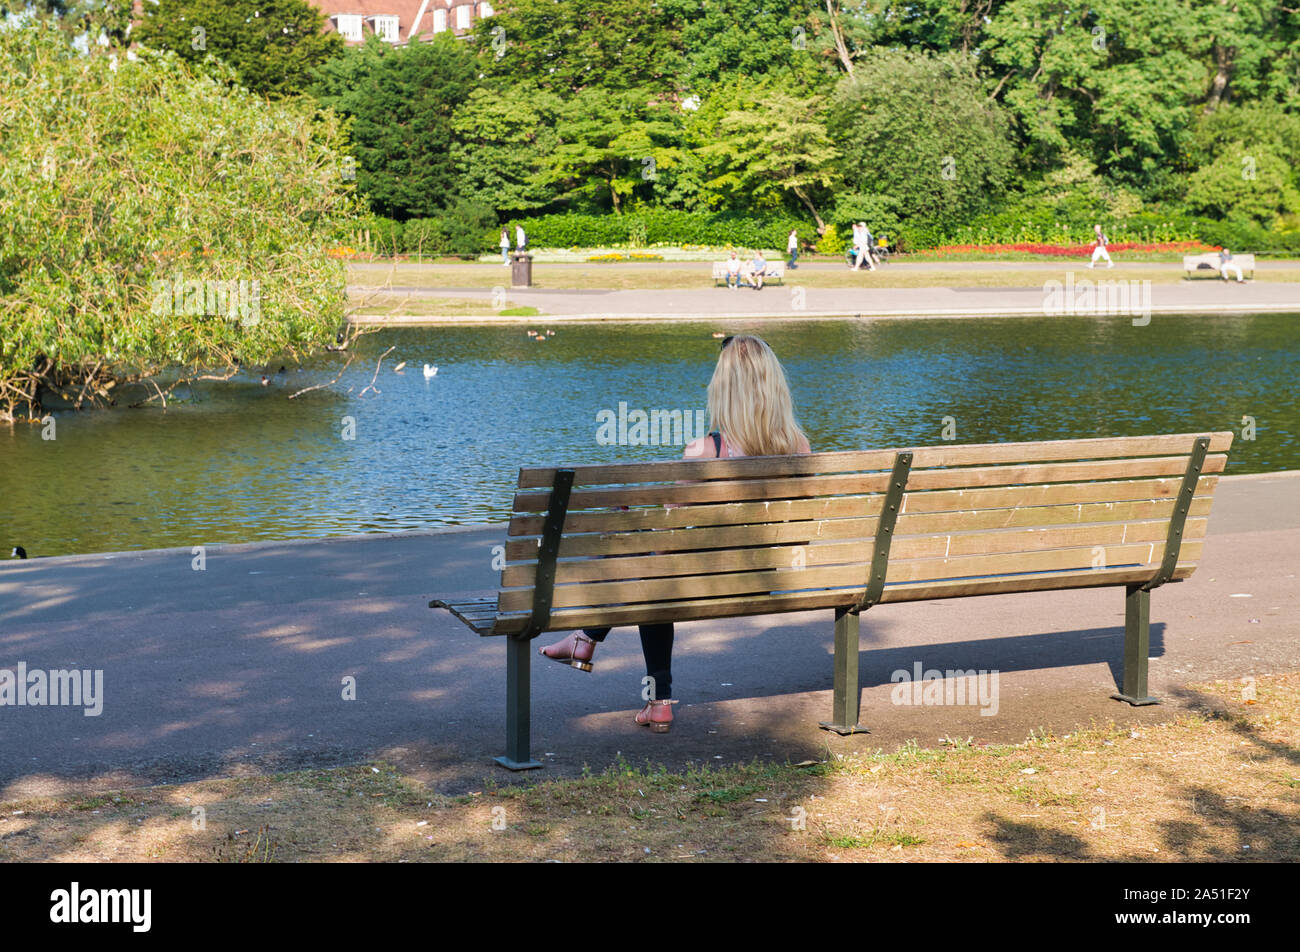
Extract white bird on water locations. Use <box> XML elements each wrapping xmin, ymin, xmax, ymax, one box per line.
<box><xmin>423</xmin><ymin>364</ymin><xmax>438</xmax><ymax>378</ymax></box>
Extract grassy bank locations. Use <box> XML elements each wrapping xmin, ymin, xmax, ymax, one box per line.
<box><xmin>2</xmin><ymin>672</ymin><xmax>1295</xmax><ymax>862</ymax></box>
<box><xmin>347</xmin><ymin>260</ymin><xmax>1300</xmax><ymax>295</ymax></box>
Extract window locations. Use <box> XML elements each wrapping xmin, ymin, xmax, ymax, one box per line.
<box><xmin>479</xmin><ymin>1</ymin><xmax>494</xmax><ymax>15</ymax></box>
<box><xmin>455</xmin><ymin>3</ymin><xmax>470</xmax><ymax>29</ymax></box>
<box><xmin>335</xmin><ymin>14</ymin><xmax>363</xmax><ymax>41</ymax></box>
<box><xmin>432</xmin><ymin>8</ymin><xmax>447</xmax><ymax>32</ymax></box>
<box><xmin>373</xmin><ymin>15</ymin><xmax>399</xmax><ymax>42</ymax></box>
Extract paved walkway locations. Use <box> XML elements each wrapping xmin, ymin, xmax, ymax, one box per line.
<box><xmin>1</xmin><ymin>472</ymin><xmax>1296</xmax><ymax>797</ymax></box>
<box><xmin>347</xmin><ymin>261</ymin><xmax>1300</xmax><ymax>323</ymax></box>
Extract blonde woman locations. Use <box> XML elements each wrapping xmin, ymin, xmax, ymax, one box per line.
<box><xmin>539</xmin><ymin>335</ymin><xmax>811</xmax><ymax>732</ymax></box>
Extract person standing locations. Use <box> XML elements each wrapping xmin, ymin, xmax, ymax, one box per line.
<box><xmin>537</xmin><ymin>335</ymin><xmax>812</xmax><ymax>732</ymax></box>
<box><xmin>1089</xmin><ymin>224</ymin><xmax>1114</xmax><ymax>268</ymax></box>
<box><xmin>787</xmin><ymin>228</ymin><xmax>799</xmax><ymax>269</ymax></box>
<box><xmin>515</xmin><ymin>223</ymin><xmax>527</xmax><ymax>254</ymax></box>
<box><xmin>500</xmin><ymin>228</ymin><xmax>511</xmax><ymax>266</ymax></box>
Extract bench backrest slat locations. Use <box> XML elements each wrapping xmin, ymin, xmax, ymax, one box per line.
<box><xmin>488</xmin><ymin>432</ymin><xmax>1232</xmax><ymax>636</ymax></box>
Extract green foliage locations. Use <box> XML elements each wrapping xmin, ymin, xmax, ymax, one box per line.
<box><xmin>983</xmin><ymin>0</ymin><xmax>1204</xmax><ymax>187</ymax></box>
<box><xmin>135</xmin><ymin>0</ymin><xmax>342</xmax><ymax>98</ymax></box>
<box><xmin>815</xmin><ymin>223</ymin><xmax>847</xmax><ymax>254</ymax></box>
<box><xmin>1184</xmin><ymin>146</ymin><xmax>1300</xmax><ymax>225</ymax></box>
<box><xmin>470</xmin><ymin>0</ymin><xmax>680</xmax><ymax>93</ymax></box>
<box><xmin>0</xmin><ymin>21</ymin><xmax>355</xmax><ymax>418</ymax></box>
<box><xmin>506</xmin><ymin>210</ymin><xmax>809</xmax><ymax>249</ymax></box>
<box><xmin>451</xmin><ymin>84</ymin><xmax>563</xmax><ymax>215</ymax></box>
<box><xmin>310</xmin><ymin>34</ymin><xmax>479</xmax><ymax>220</ymax></box>
<box><xmin>541</xmin><ymin>87</ymin><xmax>688</xmax><ymax>215</ymax></box>
<box><xmin>697</xmin><ymin>87</ymin><xmax>840</xmax><ymax>227</ymax></box>
<box><xmin>829</xmin><ymin>49</ymin><xmax>1016</xmax><ymax>223</ymax></box>
<box><xmin>440</xmin><ymin>199</ymin><xmax>500</xmax><ymax>256</ymax></box>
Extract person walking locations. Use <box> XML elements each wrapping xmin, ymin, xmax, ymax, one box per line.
<box><xmin>787</xmin><ymin>228</ymin><xmax>799</xmax><ymax>269</ymax></box>
<box><xmin>500</xmin><ymin>228</ymin><xmax>511</xmax><ymax>266</ymax></box>
<box><xmin>1089</xmin><ymin>224</ymin><xmax>1114</xmax><ymax>268</ymax></box>
<box><xmin>537</xmin><ymin>335</ymin><xmax>812</xmax><ymax>732</ymax></box>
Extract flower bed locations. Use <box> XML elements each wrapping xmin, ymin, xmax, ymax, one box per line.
<box><xmin>919</xmin><ymin>240</ymin><xmax>1217</xmax><ymax>257</ymax></box>
<box><xmin>586</xmin><ymin>252</ymin><xmax>666</xmax><ymax>262</ymax></box>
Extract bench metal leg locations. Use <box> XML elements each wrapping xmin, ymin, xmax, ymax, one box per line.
<box><xmin>1112</xmin><ymin>584</ymin><xmax>1159</xmax><ymax>706</ymax></box>
<box><xmin>495</xmin><ymin>635</ymin><xmax>543</xmax><ymax>770</ymax></box>
<box><xmin>820</xmin><ymin>607</ymin><xmax>870</xmax><ymax>735</ymax></box>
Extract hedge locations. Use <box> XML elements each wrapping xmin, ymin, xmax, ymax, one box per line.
<box><xmin>346</xmin><ymin>209</ymin><xmax>1300</xmax><ymax>257</ymax></box>
<box><xmin>504</xmin><ymin>209</ymin><xmax>810</xmax><ymax>250</ymax></box>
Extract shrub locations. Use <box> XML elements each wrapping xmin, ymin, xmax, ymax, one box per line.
<box><xmin>440</xmin><ymin>199</ymin><xmax>499</xmax><ymax>256</ymax></box>
<box><xmin>402</xmin><ymin>218</ymin><xmax>449</xmax><ymax>257</ymax></box>
<box><xmin>354</xmin><ymin>216</ymin><xmax>404</xmax><ymax>255</ymax></box>
<box><xmin>509</xmin><ymin>210</ymin><xmax>809</xmax><ymax>250</ymax></box>
<box><xmin>0</xmin><ymin>21</ymin><xmax>356</xmax><ymax>419</ymax></box>
<box><xmin>816</xmin><ymin>224</ymin><xmax>847</xmax><ymax>254</ymax></box>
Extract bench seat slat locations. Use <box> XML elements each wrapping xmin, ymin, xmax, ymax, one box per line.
<box><xmin>483</xmin><ymin>563</ymin><xmax>1197</xmax><ymax>634</ymax></box>
<box><xmin>429</xmin><ymin>596</ymin><xmax>500</xmax><ymax>635</ymax></box>
<box><xmin>507</xmin><ymin>477</ymin><xmax>1219</xmax><ymax>537</ymax></box>
<box><xmin>516</xmin><ymin>432</ymin><xmax>1234</xmax><ymax>488</ymax></box>
<box><xmin>512</xmin><ymin>454</ymin><xmax>1227</xmax><ymax>513</ymax></box>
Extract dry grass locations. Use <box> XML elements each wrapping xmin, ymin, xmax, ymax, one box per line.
<box><xmin>346</xmin><ymin>260</ymin><xmax>1300</xmax><ymax>293</ymax></box>
<box><xmin>350</xmin><ymin>294</ymin><xmax>540</xmax><ymax>317</ymax></box>
<box><xmin>2</xmin><ymin>672</ymin><xmax>1295</xmax><ymax>862</ymax></box>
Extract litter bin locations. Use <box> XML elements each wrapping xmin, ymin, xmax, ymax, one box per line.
<box><xmin>511</xmin><ymin>252</ymin><xmax>533</xmax><ymax>288</ymax></box>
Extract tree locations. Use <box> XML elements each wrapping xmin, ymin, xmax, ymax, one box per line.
<box><xmin>698</xmin><ymin>88</ymin><xmax>841</xmax><ymax>230</ymax></box>
<box><xmin>811</xmin><ymin>0</ymin><xmax>1010</xmax><ymax>68</ymax></box>
<box><xmin>829</xmin><ymin>49</ymin><xmax>1015</xmax><ymax>222</ymax></box>
<box><xmin>0</xmin><ymin>21</ymin><xmax>356</xmax><ymax>420</ymax></box>
<box><xmin>310</xmin><ymin>35</ymin><xmax>480</xmax><ymax>220</ymax></box>
<box><xmin>661</xmin><ymin>0</ymin><xmax>827</xmax><ymax>92</ymax></box>
<box><xmin>981</xmin><ymin>0</ymin><xmax>1204</xmax><ymax>189</ymax></box>
<box><xmin>2</xmin><ymin>0</ymin><xmax>134</xmax><ymax>44</ymax></box>
<box><xmin>1184</xmin><ymin>146</ymin><xmax>1300</xmax><ymax>225</ymax></box>
<box><xmin>542</xmin><ymin>88</ymin><xmax>687</xmax><ymax>214</ymax></box>
<box><xmin>135</xmin><ymin>0</ymin><xmax>342</xmax><ymax>98</ymax></box>
<box><xmin>451</xmin><ymin>85</ymin><xmax>564</xmax><ymax>216</ymax></box>
<box><xmin>470</xmin><ymin>0</ymin><xmax>680</xmax><ymax>94</ymax></box>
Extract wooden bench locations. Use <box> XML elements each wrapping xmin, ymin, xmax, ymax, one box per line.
<box><xmin>1184</xmin><ymin>252</ymin><xmax>1255</xmax><ymax>279</ymax></box>
<box><xmin>431</xmin><ymin>431</ymin><xmax>1232</xmax><ymax>769</ymax></box>
<box><xmin>711</xmin><ymin>259</ymin><xmax>785</xmax><ymax>286</ymax></box>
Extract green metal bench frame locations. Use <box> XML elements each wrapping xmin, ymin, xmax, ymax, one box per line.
<box><xmin>434</xmin><ymin>437</ymin><xmax>1211</xmax><ymax>770</ymax></box>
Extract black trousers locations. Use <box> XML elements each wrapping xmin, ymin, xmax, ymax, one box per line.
<box><xmin>583</xmin><ymin>624</ymin><xmax>674</xmax><ymax>700</ymax></box>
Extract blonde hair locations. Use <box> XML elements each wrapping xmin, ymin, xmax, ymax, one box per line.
<box><xmin>707</xmin><ymin>336</ymin><xmax>808</xmax><ymax>457</ymax></box>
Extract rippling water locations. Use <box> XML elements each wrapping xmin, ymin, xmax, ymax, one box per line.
<box><xmin>2</xmin><ymin>314</ymin><xmax>1296</xmax><ymax>557</ymax></box>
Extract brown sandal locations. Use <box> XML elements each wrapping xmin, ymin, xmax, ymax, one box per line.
<box><xmin>635</xmin><ymin>699</ymin><xmax>677</xmax><ymax>733</ymax></box>
<box><xmin>538</xmin><ymin>632</ymin><xmax>597</xmax><ymax>672</ymax></box>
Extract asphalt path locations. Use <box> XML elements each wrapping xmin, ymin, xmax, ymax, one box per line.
<box><xmin>1</xmin><ymin>473</ymin><xmax>1296</xmax><ymax>797</ymax></box>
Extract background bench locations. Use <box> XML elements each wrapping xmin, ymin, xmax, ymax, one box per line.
<box><xmin>431</xmin><ymin>431</ymin><xmax>1232</xmax><ymax>769</ymax></box>
<box><xmin>711</xmin><ymin>259</ymin><xmax>785</xmax><ymax>286</ymax></box>
<box><xmin>1184</xmin><ymin>252</ymin><xmax>1255</xmax><ymax>278</ymax></box>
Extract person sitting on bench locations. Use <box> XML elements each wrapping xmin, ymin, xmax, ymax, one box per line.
<box><xmin>1220</xmin><ymin>247</ymin><xmax>1245</xmax><ymax>283</ymax></box>
<box><xmin>537</xmin><ymin>335</ymin><xmax>813</xmax><ymax>733</ymax></box>
<box><xmin>750</xmin><ymin>249</ymin><xmax>769</xmax><ymax>289</ymax></box>
<box><xmin>724</xmin><ymin>250</ymin><xmax>743</xmax><ymax>288</ymax></box>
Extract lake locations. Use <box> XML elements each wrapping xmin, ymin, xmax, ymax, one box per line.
<box><xmin>1</xmin><ymin>314</ymin><xmax>1295</xmax><ymax>557</ymax></box>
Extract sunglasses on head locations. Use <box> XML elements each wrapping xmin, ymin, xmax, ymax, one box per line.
<box><xmin>719</xmin><ymin>335</ymin><xmax>734</xmax><ymax>351</ymax></box>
